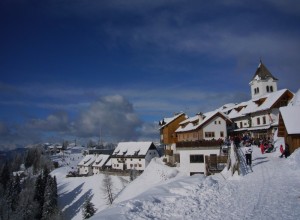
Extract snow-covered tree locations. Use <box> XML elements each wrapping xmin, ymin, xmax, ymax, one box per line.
<box><xmin>82</xmin><ymin>197</ymin><xmax>96</xmax><ymax>219</ymax></box>
<box><xmin>42</xmin><ymin>176</ymin><xmax>58</xmax><ymax>220</ymax></box>
<box><xmin>102</xmin><ymin>174</ymin><xmax>114</xmax><ymax>205</ymax></box>
<box><xmin>6</xmin><ymin>175</ymin><xmax>21</xmax><ymax>212</ymax></box>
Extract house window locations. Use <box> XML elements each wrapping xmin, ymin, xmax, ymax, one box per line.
<box><xmin>266</xmin><ymin>86</ymin><xmax>269</xmax><ymax>92</ymax></box>
<box><xmin>139</xmin><ymin>164</ymin><xmax>142</xmax><ymax>167</ymax></box>
<box><xmin>134</xmin><ymin>164</ymin><xmax>137</xmax><ymax>167</ymax></box>
<box><xmin>139</xmin><ymin>159</ymin><xmax>141</xmax><ymax>161</ymax></box>
<box><xmin>220</xmin><ymin>131</ymin><xmax>224</xmax><ymax>138</ymax></box>
<box><xmin>214</xmin><ymin>121</ymin><xmax>217</xmax><ymax>124</ymax></box>
<box><xmin>130</xmin><ymin>164</ymin><xmax>133</xmax><ymax>167</ymax></box>
<box><xmin>219</xmin><ymin>121</ymin><xmax>221</xmax><ymax>124</ymax></box>
<box><xmin>263</xmin><ymin>116</ymin><xmax>266</xmax><ymax>124</ymax></box>
<box><xmin>205</xmin><ymin>132</ymin><xmax>215</xmax><ymax>138</ymax></box>
<box><xmin>190</xmin><ymin>155</ymin><xmax>204</xmax><ymax>163</ymax></box>
<box><xmin>257</xmin><ymin>117</ymin><xmax>261</xmax><ymax>125</ymax></box>
<box><xmin>270</xmin><ymin>86</ymin><xmax>273</xmax><ymax>92</ymax></box>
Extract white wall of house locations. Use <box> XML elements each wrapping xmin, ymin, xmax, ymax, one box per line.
<box><xmin>111</xmin><ymin>149</ymin><xmax>159</xmax><ymax>171</ymax></box>
<box><xmin>203</xmin><ymin>116</ymin><xmax>227</xmax><ymax>140</ymax></box>
<box><xmin>78</xmin><ymin>165</ymin><xmax>93</xmax><ymax>175</ymax></box>
<box><xmin>111</xmin><ymin>158</ymin><xmax>125</xmax><ymax>170</ymax></box>
<box><xmin>178</xmin><ymin>148</ymin><xmax>220</xmax><ymax>176</ymax></box>
<box><xmin>235</xmin><ymin>117</ymin><xmax>250</xmax><ymax>129</ymax></box>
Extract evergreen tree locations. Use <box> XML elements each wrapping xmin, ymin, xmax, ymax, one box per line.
<box><xmin>82</xmin><ymin>197</ymin><xmax>96</xmax><ymax>219</ymax></box>
<box><xmin>11</xmin><ymin>186</ymin><xmax>39</xmax><ymax>220</ymax></box>
<box><xmin>0</xmin><ymin>162</ymin><xmax>11</xmax><ymax>190</ymax></box>
<box><xmin>42</xmin><ymin>176</ymin><xmax>58</xmax><ymax>220</ymax></box>
<box><xmin>34</xmin><ymin>174</ymin><xmax>45</xmax><ymax>219</ymax></box>
<box><xmin>6</xmin><ymin>175</ymin><xmax>22</xmax><ymax>212</ymax></box>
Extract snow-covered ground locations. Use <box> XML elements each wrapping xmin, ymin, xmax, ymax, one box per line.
<box><xmin>52</xmin><ymin>140</ymin><xmax>300</xmax><ymax>220</ymax></box>
<box><xmin>92</xmin><ymin>141</ymin><xmax>300</xmax><ymax>220</ymax></box>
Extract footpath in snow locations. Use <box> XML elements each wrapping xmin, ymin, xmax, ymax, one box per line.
<box><xmin>93</xmin><ymin>144</ymin><xmax>300</xmax><ymax>220</ymax></box>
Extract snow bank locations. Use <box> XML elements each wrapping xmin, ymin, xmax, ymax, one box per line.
<box><xmin>114</xmin><ymin>158</ymin><xmax>183</xmax><ymax>203</ymax></box>
<box><xmin>287</xmin><ymin>148</ymin><xmax>300</xmax><ymax>170</ymax></box>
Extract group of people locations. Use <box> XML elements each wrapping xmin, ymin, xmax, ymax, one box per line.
<box><xmin>259</xmin><ymin>141</ymin><xmax>274</xmax><ymax>154</ymax></box>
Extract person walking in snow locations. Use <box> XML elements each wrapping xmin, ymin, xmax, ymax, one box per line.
<box><xmin>260</xmin><ymin>143</ymin><xmax>265</xmax><ymax>154</ymax></box>
<box><xmin>245</xmin><ymin>142</ymin><xmax>253</xmax><ymax>166</ymax></box>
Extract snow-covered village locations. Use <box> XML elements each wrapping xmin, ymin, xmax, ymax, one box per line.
<box><xmin>1</xmin><ymin>60</ymin><xmax>300</xmax><ymax>220</ymax></box>
<box><xmin>1</xmin><ymin>1</ymin><xmax>300</xmax><ymax>220</ymax></box>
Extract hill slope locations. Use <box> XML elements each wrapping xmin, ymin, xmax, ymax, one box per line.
<box><xmin>93</xmin><ymin>145</ymin><xmax>300</xmax><ymax>220</ymax></box>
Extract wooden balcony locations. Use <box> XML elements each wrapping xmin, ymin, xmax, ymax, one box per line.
<box><xmin>205</xmin><ymin>155</ymin><xmax>228</xmax><ymax>175</ymax></box>
<box><xmin>177</xmin><ymin>139</ymin><xmax>224</xmax><ymax>148</ymax></box>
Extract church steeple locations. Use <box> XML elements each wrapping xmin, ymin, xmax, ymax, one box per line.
<box><xmin>251</xmin><ymin>60</ymin><xmax>278</xmax><ymax>81</ymax></box>
<box><xmin>249</xmin><ymin>60</ymin><xmax>278</xmax><ymax>99</ymax></box>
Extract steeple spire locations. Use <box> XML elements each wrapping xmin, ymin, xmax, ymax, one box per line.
<box><xmin>251</xmin><ymin>60</ymin><xmax>278</xmax><ymax>81</ymax></box>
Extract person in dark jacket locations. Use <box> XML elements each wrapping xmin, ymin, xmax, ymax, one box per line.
<box><xmin>245</xmin><ymin>142</ymin><xmax>253</xmax><ymax>166</ymax></box>
<box><xmin>284</xmin><ymin>144</ymin><xmax>290</xmax><ymax>158</ymax></box>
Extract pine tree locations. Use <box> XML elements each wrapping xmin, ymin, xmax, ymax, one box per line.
<box><xmin>82</xmin><ymin>197</ymin><xmax>96</xmax><ymax>219</ymax></box>
<box><xmin>34</xmin><ymin>174</ymin><xmax>45</xmax><ymax>219</ymax></box>
<box><xmin>0</xmin><ymin>162</ymin><xmax>11</xmax><ymax>190</ymax></box>
<box><xmin>42</xmin><ymin>176</ymin><xmax>58</xmax><ymax>220</ymax></box>
<box><xmin>6</xmin><ymin>175</ymin><xmax>21</xmax><ymax>212</ymax></box>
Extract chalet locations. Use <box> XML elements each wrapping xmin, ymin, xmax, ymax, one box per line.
<box><xmin>278</xmin><ymin>89</ymin><xmax>300</xmax><ymax>154</ymax></box>
<box><xmin>175</xmin><ymin>111</ymin><xmax>232</xmax><ymax>141</ymax></box>
<box><xmin>110</xmin><ymin>142</ymin><xmax>159</xmax><ymax>171</ymax></box>
<box><xmin>77</xmin><ymin>155</ymin><xmax>96</xmax><ymax>176</ymax></box>
<box><xmin>224</xmin><ymin>61</ymin><xmax>294</xmax><ymax>140</ymax></box>
<box><xmin>92</xmin><ymin>154</ymin><xmax>111</xmax><ymax>174</ymax></box>
<box><xmin>174</xmin><ymin>111</ymin><xmax>231</xmax><ymax>176</ymax></box>
<box><xmin>159</xmin><ymin>112</ymin><xmax>187</xmax><ymax>164</ymax></box>
<box><xmin>159</xmin><ymin>112</ymin><xmax>187</xmax><ymax>144</ymax></box>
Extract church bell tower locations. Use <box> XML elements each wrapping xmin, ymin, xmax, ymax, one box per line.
<box><xmin>249</xmin><ymin>60</ymin><xmax>278</xmax><ymax>99</ymax></box>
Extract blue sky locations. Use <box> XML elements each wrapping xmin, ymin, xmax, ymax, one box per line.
<box><xmin>1</xmin><ymin>0</ymin><xmax>300</xmax><ymax>149</ymax></box>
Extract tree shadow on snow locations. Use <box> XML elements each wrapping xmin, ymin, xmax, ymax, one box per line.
<box><xmin>59</xmin><ymin>183</ymin><xmax>84</xmax><ymax>209</ymax></box>
<box><xmin>62</xmin><ymin>187</ymin><xmax>93</xmax><ymax>220</ymax></box>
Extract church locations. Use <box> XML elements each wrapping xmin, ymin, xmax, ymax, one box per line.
<box><xmin>223</xmin><ymin>60</ymin><xmax>294</xmax><ymax>140</ymax></box>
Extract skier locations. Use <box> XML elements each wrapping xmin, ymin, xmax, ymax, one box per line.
<box><xmin>245</xmin><ymin>142</ymin><xmax>253</xmax><ymax>167</ymax></box>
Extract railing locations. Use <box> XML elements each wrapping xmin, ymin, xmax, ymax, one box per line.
<box><xmin>177</xmin><ymin>139</ymin><xmax>224</xmax><ymax>148</ymax></box>
<box><xmin>226</xmin><ymin>142</ymin><xmax>240</xmax><ymax>176</ymax></box>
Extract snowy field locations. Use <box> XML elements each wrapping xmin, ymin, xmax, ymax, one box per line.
<box><xmin>94</xmin><ymin>143</ymin><xmax>300</xmax><ymax>220</ymax></box>
<box><xmin>52</xmin><ymin>141</ymin><xmax>300</xmax><ymax>220</ymax></box>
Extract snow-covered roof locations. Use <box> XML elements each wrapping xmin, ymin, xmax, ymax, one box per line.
<box><xmin>280</xmin><ymin>106</ymin><xmax>300</xmax><ymax>134</ymax></box>
<box><xmin>78</xmin><ymin>155</ymin><xmax>96</xmax><ymax>166</ymax></box>
<box><xmin>92</xmin><ymin>154</ymin><xmax>110</xmax><ymax>167</ymax></box>
<box><xmin>289</xmin><ymin>89</ymin><xmax>300</xmax><ymax>107</ymax></box>
<box><xmin>159</xmin><ymin>113</ymin><xmax>186</xmax><ymax>129</ymax></box>
<box><xmin>227</xmin><ymin>89</ymin><xmax>292</xmax><ymax>119</ymax></box>
<box><xmin>112</xmin><ymin>142</ymin><xmax>155</xmax><ymax>157</ymax></box>
<box><xmin>176</xmin><ymin>110</ymin><xmax>230</xmax><ymax>132</ymax></box>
